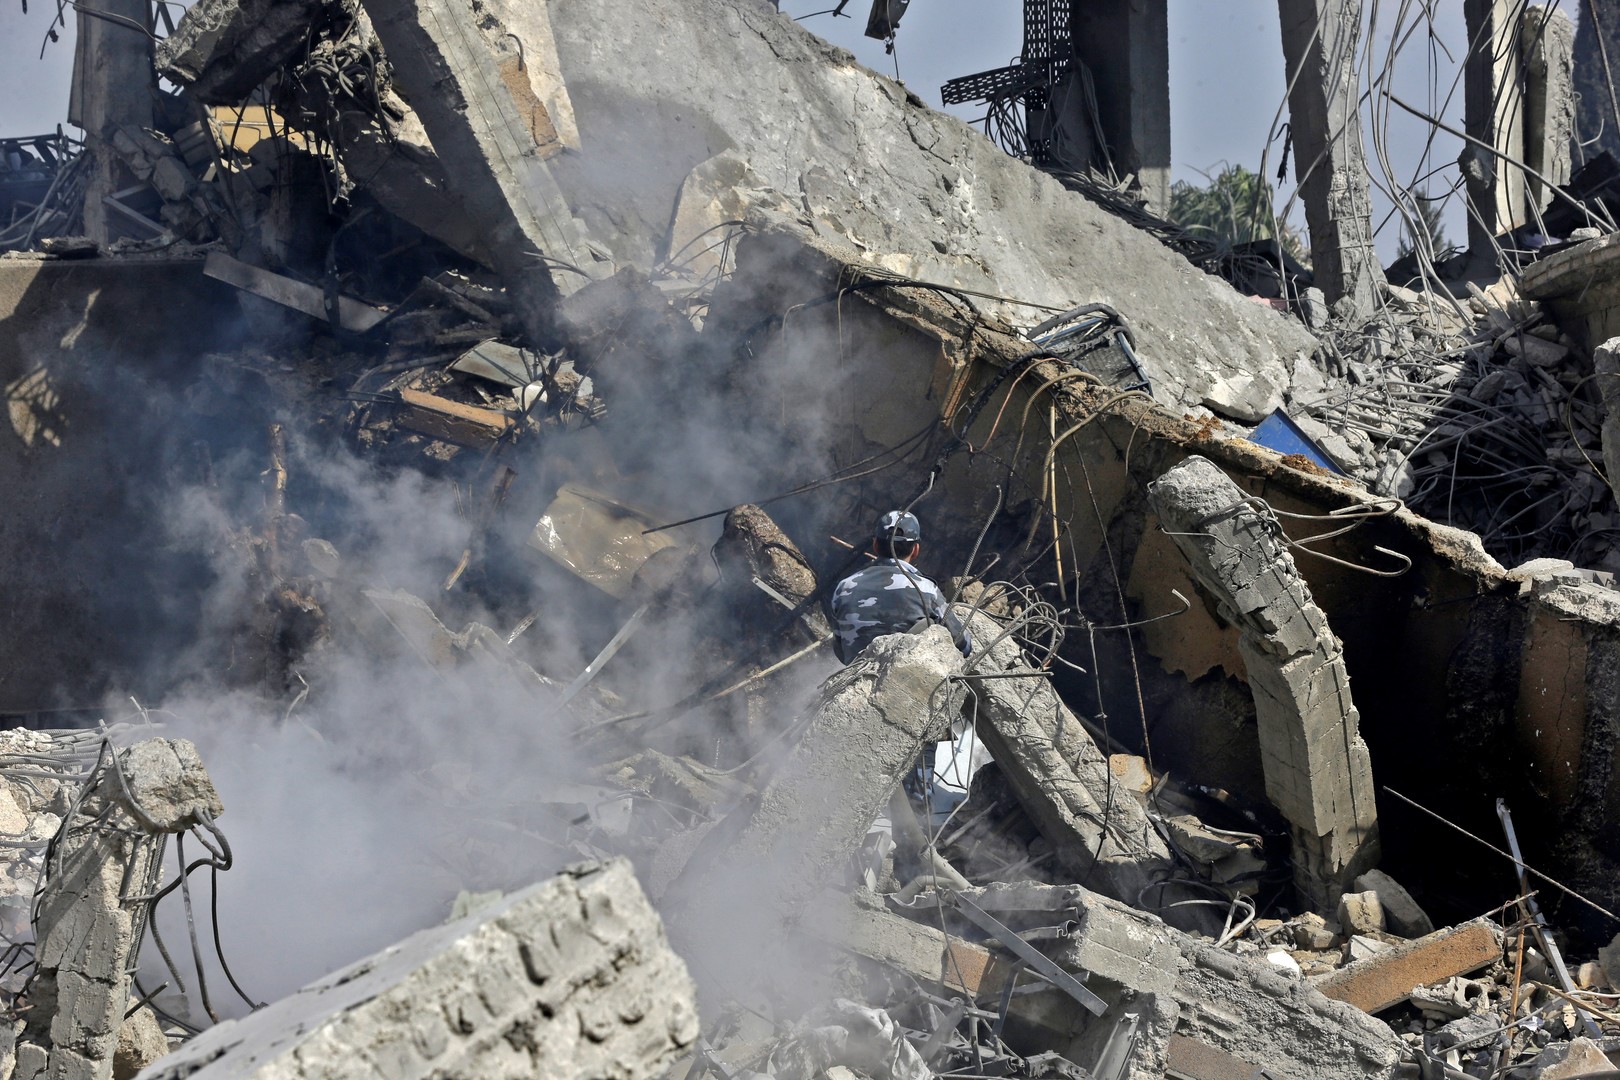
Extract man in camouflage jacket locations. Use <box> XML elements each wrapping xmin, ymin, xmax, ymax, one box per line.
<box><xmin>830</xmin><ymin>511</ymin><xmax>972</xmax><ymax>664</ymax></box>
<box><xmin>831</xmin><ymin>510</ymin><xmax>972</xmax><ymax>804</ymax></box>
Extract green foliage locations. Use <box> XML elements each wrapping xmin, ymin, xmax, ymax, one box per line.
<box><xmin>1168</xmin><ymin>164</ymin><xmax>1307</xmax><ymax>262</ymax></box>
<box><xmin>1395</xmin><ymin>190</ymin><xmax>1452</xmax><ymax>260</ymax></box>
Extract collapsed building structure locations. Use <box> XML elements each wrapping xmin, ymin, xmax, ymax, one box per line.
<box><xmin>7</xmin><ymin>0</ymin><xmax>1620</xmax><ymax>1077</ymax></box>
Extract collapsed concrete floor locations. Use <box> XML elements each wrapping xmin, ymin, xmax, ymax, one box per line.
<box><xmin>8</xmin><ymin>0</ymin><xmax>1620</xmax><ymax>1077</ymax></box>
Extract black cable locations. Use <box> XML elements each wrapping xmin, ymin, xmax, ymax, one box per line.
<box><xmin>641</xmin><ymin>417</ymin><xmax>940</xmax><ymax>535</ymax></box>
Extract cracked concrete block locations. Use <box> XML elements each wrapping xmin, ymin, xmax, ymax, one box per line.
<box><xmin>1354</xmin><ymin>869</ymin><xmax>1435</xmax><ymax>938</ymax></box>
<box><xmin>1147</xmin><ymin>455</ymin><xmax>1379</xmax><ymax>907</ymax></box>
<box><xmin>1337</xmin><ymin>890</ymin><xmax>1386</xmax><ymax>936</ymax></box>
<box><xmin>113</xmin><ymin>1007</ymin><xmax>166</xmax><ymax>1080</ymax></box>
<box><xmin>957</xmin><ymin>610</ymin><xmax>1174</xmax><ymax>905</ymax></box>
<box><xmin>1312</xmin><ymin>918</ymin><xmax>1504</xmax><ymax>1014</ymax></box>
<box><xmin>663</xmin><ymin>629</ymin><xmax>964</xmax><ymax>988</ymax></box>
<box><xmin>138</xmin><ymin>859</ymin><xmax>697</xmax><ymax>1080</ymax></box>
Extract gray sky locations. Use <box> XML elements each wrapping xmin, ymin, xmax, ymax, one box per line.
<box><xmin>2</xmin><ymin>0</ymin><xmax>1568</xmax><ymax>258</ymax></box>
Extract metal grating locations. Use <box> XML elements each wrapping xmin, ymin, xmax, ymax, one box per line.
<box><xmin>941</xmin><ymin>62</ymin><xmax>1050</xmax><ymax>106</ymax></box>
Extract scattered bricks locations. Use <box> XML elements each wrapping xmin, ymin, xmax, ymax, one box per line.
<box><xmin>1354</xmin><ymin>869</ymin><xmax>1436</xmax><ymax>938</ymax></box>
<box><xmin>1312</xmin><ymin>918</ymin><xmax>1504</xmax><ymax>1014</ymax></box>
<box><xmin>1337</xmin><ymin>890</ymin><xmax>1386</xmax><ymax>936</ymax></box>
<box><xmin>139</xmin><ymin>859</ymin><xmax>698</xmax><ymax>1080</ymax></box>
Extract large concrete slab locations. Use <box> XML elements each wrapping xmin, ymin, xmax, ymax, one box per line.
<box><xmin>541</xmin><ymin>0</ymin><xmax>1320</xmax><ymax>422</ymax></box>
<box><xmin>361</xmin><ymin>0</ymin><xmax>591</xmax><ymax>338</ymax></box>
<box><xmin>137</xmin><ymin>859</ymin><xmax>698</xmax><ymax>1080</ymax></box>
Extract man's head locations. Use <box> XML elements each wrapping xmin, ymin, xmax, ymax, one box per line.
<box><xmin>871</xmin><ymin>510</ymin><xmax>921</xmax><ymax>561</ymax></box>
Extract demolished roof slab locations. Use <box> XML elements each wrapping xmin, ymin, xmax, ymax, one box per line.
<box><xmin>539</xmin><ymin>0</ymin><xmax>1320</xmax><ymax>422</ymax></box>
<box><xmin>707</xmin><ymin>222</ymin><xmax>1620</xmax><ymax>924</ymax></box>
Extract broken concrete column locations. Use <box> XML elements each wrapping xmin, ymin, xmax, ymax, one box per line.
<box><xmin>1146</xmin><ymin>456</ymin><xmax>1378</xmax><ymax>908</ymax></box>
<box><xmin>23</xmin><ymin>739</ymin><xmax>221</xmax><ymax>1080</ymax></box>
<box><xmin>1276</xmin><ymin>0</ymin><xmax>1384</xmax><ymax>313</ymax></box>
<box><xmin>957</xmin><ymin>610</ymin><xmax>1175</xmax><ymax>904</ymax></box>
<box><xmin>713</xmin><ymin>504</ymin><xmax>830</xmax><ymax>642</ymax></box>
<box><xmin>156</xmin><ymin>0</ymin><xmax>326</xmax><ymax>103</ymax></box>
<box><xmin>662</xmin><ymin>628</ymin><xmax>964</xmax><ymax>989</ymax></box>
<box><xmin>1464</xmin><ymin>0</ymin><xmax>1527</xmax><ymax>258</ymax></box>
<box><xmin>1069</xmin><ymin>0</ymin><xmax>1172</xmax><ymax>210</ymax></box>
<box><xmin>1521</xmin><ymin>5</ymin><xmax>1575</xmax><ymax>214</ymax></box>
<box><xmin>68</xmin><ymin>0</ymin><xmax>154</xmax><ymax>246</ymax></box>
<box><xmin>139</xmin><ymin>859</ymin><xmax>699</xmax><ymax>1080</ymax></box>
<box><xmin>359</xmin><ymin>0</ymin><xmax>591</xmax><ymax>342</ymax></box>
<box><xmin>1572</xmin><ymin>0</ymin><xmax>1620</xmax><ymax>163</ymax></box>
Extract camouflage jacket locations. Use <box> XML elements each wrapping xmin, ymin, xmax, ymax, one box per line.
<box><xmin>830</xmin><ymin>558</ymin><xmax>972</xmax><ymax>664</ymax></box>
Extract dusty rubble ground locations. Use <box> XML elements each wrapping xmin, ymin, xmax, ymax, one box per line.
<box><xmin>9</xmin><ymin>0</ymin><xmax>1620</xmax><ymax>1078</ymax></box>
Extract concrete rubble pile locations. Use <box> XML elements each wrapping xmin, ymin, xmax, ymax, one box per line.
<box><xmin>12</xmin><ymin>0</ymin><xmax>1620</xmax><ymax>1078</ymax></box>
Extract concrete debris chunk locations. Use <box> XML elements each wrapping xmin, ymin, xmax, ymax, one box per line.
<box><xmin>113</xmin><ymin>1007</ymin><xmax>167</xmax><ymax>1080</ymax></box>
<box><xmin>138</xmin><ymin>859</ymin><xmax>698</xmax><ymax>1080</ymax></box>
<box><xmin>1146</xmin><ymin>455</ymin><xmax>1379</xmax><ymax>907</ymax></box>
<box><xmin>1535</xmin><ymin>1036</ymin><xmax>1618</xmax><ymax>1078</ymax></box>
<box><xmin>1353</xmin><ymin>868</ymin><xmax>1435</xmax><ymax>938</ymax></box>
<box><xmin>156</xmin><ymin>0</ymin><xmax>330</xmax><ymax>102</ymax></box>
<box><xmin>957</xmin><ymin>609</ymin><xmax>1174</xmax><ymax>904</ymax></box>
<box><xmin>761</xmin><ymin>1000</ymin><xmax>931</xmax><ymax>1080</ymax></box>
<box><xmin>359</xmin><ymin>0</ymin><xmax>591</xmax><ymax>338</ymax></box>
<box><xmin>662</xmin><ymin>628</ymin><xmax>965</xmax><ymax>986</ymax></box>
<box><xmin>115</xmin><ymin>738</ymin><xmax>224</xmax><ymax>832</ymax></box>
<box><xmin>1311</xmin><ymin>917</ymin><xmax>1503</xmax><ymax>1014</ymax></box>
<box><xmin>1336</xmin><ymin>890</ymin><xmax>1386</xmax><ymax>936</ymax></box>
<box><xmin>881</xmin><ymin>882</ymin><xmax>1403</xmax><ymax>1080</ymax></box>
